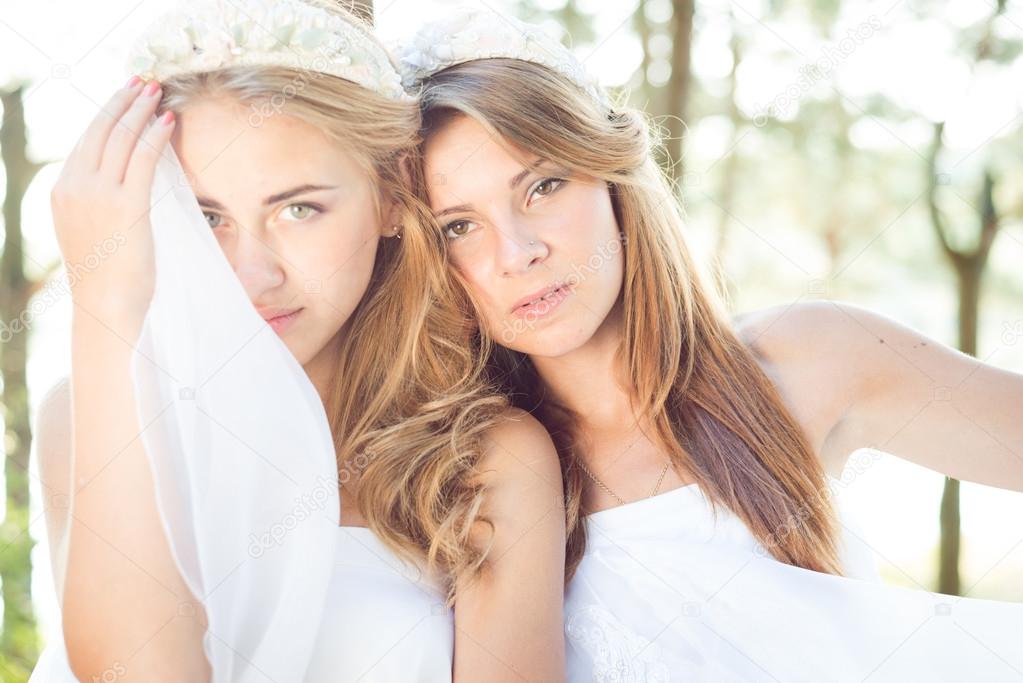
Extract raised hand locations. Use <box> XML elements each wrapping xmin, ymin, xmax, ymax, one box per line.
<box><xmin>50</xmin><ymin>76</ymin><xmax>175</xmax><ymax>327</ymax></box>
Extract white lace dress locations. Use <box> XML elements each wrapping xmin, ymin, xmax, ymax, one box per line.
<box><xmin>564</xmin><ymin>478</ymin><xmax>1023</xmax><ymax>682</ymax></box>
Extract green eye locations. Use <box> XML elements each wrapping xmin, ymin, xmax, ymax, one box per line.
<box><xmin>203</xmin><ymin>212</ymin><xmax>222</xmax><ymax>229</ymax></box>
<box><xmin>283</xmin><ymin>204</ymin><xmax>317</xmax><ymax>221</ymax></box>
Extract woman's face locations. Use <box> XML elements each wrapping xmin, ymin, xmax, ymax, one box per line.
<box><xmin>171</xmin><ymin>98</ymin><xmax>392</xmax><ymax>374</ymax></box>
<box><xmin>423</xmin><ymin>114</ymin><xmax>624</xmax><ymax>359</ymax></box>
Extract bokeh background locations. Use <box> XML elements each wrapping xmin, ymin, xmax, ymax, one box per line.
<box><xmin>1</xmin><ymin>0</ymin><xmax>1021</xmax><ymax>678</ymax></box>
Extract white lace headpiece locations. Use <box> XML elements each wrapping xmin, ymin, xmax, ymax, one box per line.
<box><xmin>396</xmin><ymin>7</ymin><xmax>609</xmax><ymax>107</ymax></box>
<box><xmin>126</xmin><ymin>0</ymin><xmax>410</xmax><ymax>101</ymax></box>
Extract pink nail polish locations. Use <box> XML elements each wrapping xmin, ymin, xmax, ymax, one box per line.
<box><xmin>125</xmin><ymin>75</ymin><xmax>142</xmax><ymax>89</ymax></box>
<box><xmin>143</xmin><ymin>80</ymin><xmax>161</xmax><ymax>96</ymax></box>
<box><xmin>159</xmin><ymin>110</ymin><xmax>175</xmax><ymax>125</ymax></box>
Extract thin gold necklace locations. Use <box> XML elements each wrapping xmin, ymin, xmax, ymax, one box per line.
<box><xmin>577</xmin><ymin>457</ymin><xmax>673</xmax><ymax>506</ymax></box>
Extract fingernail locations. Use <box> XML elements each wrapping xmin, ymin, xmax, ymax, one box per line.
<box><xmin>159</xmin><ymin>110</ymin><xmax>175</xmax><ymax>126</ymax></box>
<box><xmin>143</xmin><ymin>80</ymin><xmax>161</xmax><ymax>96</ymax></box>
<box><xmin>125</xmin><ymin>75</ymin><xmax>142</xmax><ymax>89</ymax></box>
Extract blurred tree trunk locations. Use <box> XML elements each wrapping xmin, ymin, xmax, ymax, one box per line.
<box><xmin>351</xmin><ymin>0</ymin><xmax>373</xmax><ymax>24</ymax></box>
<box><xmin>634</xmin><ymin>0</ymin><xmax>651</xmax><ymax>90</ymax></box>
<box><xmin>631</xmin><ymin>0</ymin><xmax>664</xmax><ymax>115</ymax></box>
<box><xmin>925</xmin><ymin>121</ymin><xmax>1002</xmax><ymax>596</ymax></box>
<box><xmin>1</xmin><ymin>85</ymin><xmax>44</xmax><ymax>678</ymax></box>
<box><xmin>712</xmin><ymin>15</ymin><xmax>743</xmax><ymax>301</ymax></box>
<box><xmin>922</xmin><ymin>0</ymin><xmax>1007</xmax><ymax>597</ymax></box>
<box><xmin>664</xmin><ymin>0</ymin><xmax>694</xmax><ymax>185</ymax></box>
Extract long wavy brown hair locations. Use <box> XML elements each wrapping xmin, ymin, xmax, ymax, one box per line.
<box><xmin>414</xmin><ymin>58</ymin><xmax>844</xmax><ymax>581</ymax></box>
<box><xmin>160</xmin><ymin>2</ymin><xmax>507</xmax><ymax>603</ymax></box>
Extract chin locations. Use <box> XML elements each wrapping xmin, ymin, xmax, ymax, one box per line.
<box><xmin>281</xmin><ymin>340</ymin><xmax>310</xmax><ymax>364</ymax></box>
<box><xmin>498</xmin><ymin>323</ymin><xmax>595</xmax><ymax>360</ymax></box>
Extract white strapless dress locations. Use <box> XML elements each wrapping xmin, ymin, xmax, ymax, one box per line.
<box><xmin>304</xmin><ymin>526</ymin><xmax>453</xmax><ymax>682</ymax></box>
<box><xmin>564</xmin><ymin>477</ymin><xmax>1023</xmax><ymax>682</ymax></box>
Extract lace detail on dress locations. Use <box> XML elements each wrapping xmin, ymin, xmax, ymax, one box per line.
<box><xmin>566</xmin><ymin>605</ymin><xmax>671</xmax><ymax>682</ymax></box>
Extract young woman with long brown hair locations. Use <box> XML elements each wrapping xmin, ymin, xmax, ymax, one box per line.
<box><xmin>402</xmin><ymin>8</ymin><xmax>1023</xmax><ymax>680</ymax></box>
<box><xmin>31</xmin><ymin>2</ymin><xmax>566</xmax><ymax>681</ymax></box>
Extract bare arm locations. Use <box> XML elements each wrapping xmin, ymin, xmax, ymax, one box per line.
<box><xmin>34</xmin><ymin>378</ymin><xmax>72</xmax><ymax>607</ymax></box>
<box><xmin>453</xmin><ymin>409</ymin><xmax>567</xmax><ymax>682</ymax></box>
<box><xmin>49</xmin><ymin>80</ymin><xmax>210</xmax><ymax>680</ymax></box>
<box><xmin>61</xmin><ymin>304</ymin><xmax>210</xmax><ymax>680</ymax></box>
<box><xmin>739</xmin><ymin>300</ymin><xmax>1023</xmax><ymax>491</ymax></box>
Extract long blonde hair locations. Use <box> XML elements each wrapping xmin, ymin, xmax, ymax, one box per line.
<box><xmin>414</xmin><ymin>58</ymin><xmax>844</xmax><ymax>580</ymax></box>
<box><xmin>159</xmin><ymin>4</ymin><xmax>507</xmax><ymax>603</ymax></box>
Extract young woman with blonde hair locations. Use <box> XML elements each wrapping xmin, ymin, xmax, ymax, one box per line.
<box><xmin>32</xmin><ymin>2</ymin><xmax>565</xmax><ymax>681</ymax></box>
<box><xmin>402</xmin><ymin>8</ymin><xmax>1023</xmax><ymax>680</ymax></box>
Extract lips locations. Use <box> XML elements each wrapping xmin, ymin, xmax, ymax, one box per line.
<box><xmin>510</xmin><ymin>283</ymin><xmax>572</xmax><ymax>313</ymax></box>
<box><xmin>256</xmin><ymin>306</ymin><xmax>302</xmax><ymax>321</ymax></box>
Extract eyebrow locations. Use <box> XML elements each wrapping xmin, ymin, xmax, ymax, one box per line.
<box><xmin>433</xmin><ymin>158</ymin><xmax>557</xmax><ymax>219</ymax></box>
<box><xmin>195</xmin><ymin>184</ymin><xmax>338</xmax><ymax>211</ymax></box>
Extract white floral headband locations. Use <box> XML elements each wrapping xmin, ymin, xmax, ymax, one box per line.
<box><xmin>396</xmin><ymin>7</ymin><xmax>609</xmax><ymax>107</ymax></box>
<box><xmin>126</xmin><ymin>0</ymin><xmax>411</xmax><ymax>102</ymax></box>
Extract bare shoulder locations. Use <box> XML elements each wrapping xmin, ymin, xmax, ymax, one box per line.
<box><xmin>734</xmin><ymin>299</ymin><xmax>939</xmax><ymax>385</ymax></box>
<box><xmin>471</xmin><ymin>408</ymin><xmax>565</xmax><ymax>555</ymax></box>
<box><xmin>734</xmin><ymin>300</ymin><xmax>862</xmax><ymax>361</ymax></box>
<box><xmin>476</xmin><ymin>407</ymin><xmax>563</xmax><ymax>488</ymax></box>
<box><xmin>732</xmin><ymin>300</ymin><xmax>887</xmax><ymax>475</ymax></box>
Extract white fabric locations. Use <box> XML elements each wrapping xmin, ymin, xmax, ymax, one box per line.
<box><xmin>126</xmin><ymin>0</ymin><xmax>411</xmax><ymax>102</ymax></box>
<box><xmin>29</xmin><ymin>144</ymin><xmax>447</xmax><ymax>681</ymax></box>
<box><xmin>305</xmin><ymin>527</ymin><xmax>453</xmax><ymax>681</ymax></box>
<box><xmin>565</xmin><ymin>478</ymin><xmax>1023</xmax><ymax>682</ymax></box>
<box><xmin>396</xmin><ymin>7</ymin><xmax>608</xmax><ymax>107</ymax></box>
<box><xmin>28</xmin><ymin>142</ymin><xmax>1023</xmax><ymax>682</ymax></box>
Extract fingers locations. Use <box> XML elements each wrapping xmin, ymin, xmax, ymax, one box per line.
<box><xmin>100</xmin><ymin>80</ymin><xmax>164</xmax><ymax>184</ymax></box>
<box><xmin>124</xmin><ymin>110</ymin><xmax>177</xmax><ymax>198</ymax></box>
<box><xmin>69</xmin><ymin>77</ymin><xmax>145</xmax><ymax>174</ymax></box>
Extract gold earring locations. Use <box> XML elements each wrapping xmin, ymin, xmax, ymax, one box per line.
<box><xmin>392</xmin><ymin>224</ymin><xmax>403</xmax><ymax>240</ymax></box>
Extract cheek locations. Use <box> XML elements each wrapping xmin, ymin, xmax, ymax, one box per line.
<box><xmin>321</xmin><ymin>192</ymin><xmax>380</xmax><ymax>270</ymax></box>
<box><xmin>570</xmin><ymin>187</ymin><xmax>619</xmax><ymax>244</ymax></box>
<box><xmin>453</xmin><ymin>259</ymin><xmax>500</xmax><ymax>317</ymax></box>
<box><xmin>307</xmin><ymin>205</ymin><xmax>381</xmax><ymax>304</ymax></box>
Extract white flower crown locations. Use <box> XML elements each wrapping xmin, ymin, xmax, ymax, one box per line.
<box><xmin>396</xmin><ymin>7</ymin><xmax>609</xmax><ymax>107</ymax></box>
<box><xmin>126</xmin><ymin>0</ymin><xmax>411</xmax><ymax>101</ymax></box>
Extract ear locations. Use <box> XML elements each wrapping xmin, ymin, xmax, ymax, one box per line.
<box><xmin>378</xmin><ymin>152</ymin><xmax>416</xmax><ymax>239</ymax></box>
<box><xmin>379</xmin><ymin>200</ymin><xmax>402</xmax><ymax>238</ymax></box>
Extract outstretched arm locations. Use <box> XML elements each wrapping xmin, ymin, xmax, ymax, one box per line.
<box><xmin>741</xmin><ymin>300</ymin><xmax>1023</xmax><ymax>491</ymax></box>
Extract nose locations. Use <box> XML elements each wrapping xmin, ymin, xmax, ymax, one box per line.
<box><xmin>228</xmin><ymin>225</ymin><xmax>286</xmax><ymax>300</ymax></box>
<box><xmin>495</xmin><ymin>219</ymin><xmax>548</xmax><ymax>276</ymax></box>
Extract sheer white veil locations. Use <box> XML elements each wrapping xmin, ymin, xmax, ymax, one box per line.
<box><xmin>31</xmin><ymin>134</ymin><xmax>341</xmax><ymax>682</ymax></box>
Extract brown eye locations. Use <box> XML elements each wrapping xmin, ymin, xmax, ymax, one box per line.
<box><xmin>529</xmin><ymin>178</ymin><xmax>564</xmax><ymax>203</ymax></box>
<box><xmin>444</xmin><ymin>219</ymin><xmax>478</xmax><ymax>240</ymax></box>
